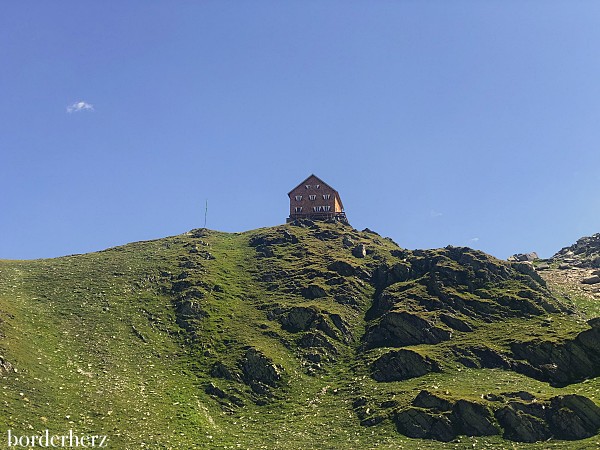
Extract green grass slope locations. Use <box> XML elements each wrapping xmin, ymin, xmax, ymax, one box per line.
<box><xmin>0</xmin><ymin>221</ymin><xmax>599</xmax><ymax>449</ymax></box>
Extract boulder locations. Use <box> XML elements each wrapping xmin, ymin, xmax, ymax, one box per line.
<box><xmin>582</xmin><ymin>275</ymin><xmax>600</xmax><ymax>285</ymax></box>
<box><xmin>508</xmin><ymin>252</ymin><xmax>539</xmax><ymax>262</ymax></box>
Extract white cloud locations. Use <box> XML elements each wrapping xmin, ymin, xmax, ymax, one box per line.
<box><xmin>67</xmin><ymin>101</ymin><xmax>94</xmax><ymax>113</ymax></box>
<box><xmin>469</xmin><ymin>237</ymin><xmax>480</xmax><ymax>243</ymax></box>
<box><xmin>429</xmin><ymin>210</ymin><xmax>443</xmax><ymax>218</ymax></box>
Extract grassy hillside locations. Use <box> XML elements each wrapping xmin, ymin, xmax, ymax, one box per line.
<box><xmin>1</xmin><ymin>221</ymin><xmax>599</xmax><ymax>449</ymax></box>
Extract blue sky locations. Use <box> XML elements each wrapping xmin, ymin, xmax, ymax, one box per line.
<box><xmin>2</xmin><ymin>2</ymin><xmax>600</xmax><ymax>260</ymax></box>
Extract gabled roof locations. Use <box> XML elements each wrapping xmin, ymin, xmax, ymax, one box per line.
<box><xmin>287</xmin><ymin>174</ymin><xmax>344</xmax><ymax>210</ymax></box>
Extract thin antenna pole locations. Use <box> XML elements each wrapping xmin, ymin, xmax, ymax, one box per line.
<box><xmin>204</xmin><ymin>199</ymin><xmax>208</xmax><ymax>228</ymax></box>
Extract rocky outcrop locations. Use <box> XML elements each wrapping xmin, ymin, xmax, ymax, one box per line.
<box><xmin>393</xmin><ymin>390</ymin><xmax>600</xmax><ymax>443</ymax></box>
<box><xmin>371</xmin><ymin>349</ymin><xmax>440</xmax><ymax>381</ymax></box>
<box><xmin>0</xmin><ymin>356</ymin><xmax>13</xmax><ymax>374</ymax></box>
<box><xmin>508</xmin><ymin>252</ymin><xmax>539</xmax><ymax>262</ymax></box>
<box><xmin>551</xmin><ymin>233</ymin><xmax>600</xmax><ymax>268</ymax></box>
<box><xmin>366</xmin><ymin>246</ymin><xmax>565</xmax><ymax>346</ymax></box>
<box><xmin>510</xmin><ymin>318</ymin><xmax>600</xmax><ymax>386</ymax></box>
<box><xmin>495</xmin><ymin>394</ymin><xmax>600</xmax><ymax>442</ymax></box>
<box><xmin>239</xmin><ymin>348</ymin><xmax>282</xmax><ymax>395</ymax></box>
<box><xmin>352</xmin><ymin>244</ymin><xmax>367</xmax><ymax>258</ymax></box>
<box><xmin>364</xmin><ymin>311</ymin><xmax>451</xmax><ymax>348</ymax></box>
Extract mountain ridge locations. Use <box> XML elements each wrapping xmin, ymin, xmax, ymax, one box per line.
<box><xmin>1</xmin><ymin>221</ymin><xmax>599</xmax><ymax>448</ymax></box>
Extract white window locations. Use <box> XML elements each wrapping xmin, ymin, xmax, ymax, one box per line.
<box><xmin>322</xmin><ymin>194</ymin><xmax>330</xmax><ymax>200</ymax></box>
<box><xmin>295</xmin><ymin>195</ymin><xmax>302</xmax><ymax>201</ymax></box>
<box><xmin>315</xmin><ymin>184</ymin><xmax>320</xmax><ymax>189</ymax></box>
<box><xmin>323</xmin><ymin>206</ymin><xmax>331</xmax><ymax>212</ymax></box>
<box><xmin>295</xmin><ymin>207</ymin><xmax>303</xmax><ymax>213</ymax></box>
<box><xmin>313</xmin><ymin>206</ymin><xmax>322</xmax><ymax>212</ymax></box>
<box><xmin>305</xmin><ymin>185</ymin><xmax>311</xmax><ymax>189</ymax></box>
<box><xmin>309</xmin><ymin>195</ymin><xmax>316</xmax><ymax>200</ymax></box>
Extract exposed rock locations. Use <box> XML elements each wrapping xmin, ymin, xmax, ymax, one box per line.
<box><xmin>297</xmin><ymin>332</ymin><xmax>338</xmax><ymax>354</ymax></box>
<box><xmin>371</xmin><ymin>349</ymin><xmax>440</xmax><ymax>382</ymax></box>
<box><xmin>0</xmin><ymin>356</ymin><xmax>13</xmax><ymax>374</ymax></box>
<box><xmin>551</xmin><ymin>233</ymin><xmax>600</xmax><ymax>268</ymax></box>
<box><xmin>412</xmin><ymin>390</ymin><xmax>453</xmax><ymax>412</ymax></box>
<box><xmin>452</xmin><ymin>400</ymin><xmax>498</xmax><ymax>436</ymax></box>
<box><xmin>301</xmin><ymin>284</ymin><xmax>327</xmax><ymax>299</ymax></box>
<box><xmin>240</xmin><ymin>348</ymin><xmax>282</xmax><ymax>392</ymax></box>
<box><xmin>174</xmin><ymin>299</ymin><xmax>207</xmax><ymax>330</ymax></box>
<box><xmin>327</xmin><ymin>260</ymin><xmax>355</xmax><ymax>277</ymax></box>
<box><xmin>439</xmin><ymin>313</ymin><xmax>473</xmax><ymax>332</ymax></box>
<box><xmin>508</xmin><ymin>252</ymin><xmax>539</xmax><ymax>262</ymax></box>
<box><xmin>279</xmin><ymin>306</ymin><xmax>318</xmax><ymax>332</ymax></box>
<box><xmin>548</xmin><ymin>394</ymin><xmax>600</xmax><ymax>440</ymax></box>
<box><xmin>495</xmin><ymin>403</ymin><xmax>550</xmax><ymax>442</ymax></box>
<box><xmin>582</xmin><ymin>275</ymin><xmax>600</xmax><ymax>284</ymax></box>
<box><xmin>210</xmin><ymin>362</ymin><xmax>239</xmax><ymax>381</ymax></box>
<box><xmin>510</xmin><ymin>319</ymin><xmax>600</xmax><ymax>386</ymax></box>
<box><xmin>342</xmin><ymin>236</ymin><xmax>354</xmax><ymax>247</ymax></box>
<box><xmin>352</xmin><ymin>244</ymin><xmax>367</xmax><ymax>258</ymax></box>
<box><xmin>364</xmin><ymin>311</ymin><xmax>451</xmax><ymax>348</ymax></box>
<box><xmin>394</xmin><ymin>408</ymin><xmax>456</xmax><ymax>442</ymax></box>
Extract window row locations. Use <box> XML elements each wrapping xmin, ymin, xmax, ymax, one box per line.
<box><xmin>305</xmin><ymin>184</ymin><xmax>320</xmax><ymax>189</ymax></box>
<box><xmin>295</xmin><ymin>194</ymin><xmax>331</xmax><ymax>201</ymax></box>
<box><xmin>294</xmin><ymin>206</ymin><xmax>331</xmax><ymax>213</ymax></box>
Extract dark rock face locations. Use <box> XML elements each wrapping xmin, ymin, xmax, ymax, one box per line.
<box><xmin>394</xmin><ymin>408</ymin><xmax>456</xmax><ymax>442</ymax></box>
<box><xmin>279</xmin><ymin>306</ymin><xmax>318</xmax><ymax>332</ymax></box>
<box><xmin>495</xmin><ymin>403</ymin><xmax>551</xmax><ymax>442</ymax></box>
<box><xmin>327</xmin><ymin>260</ymin><xmax>355</xmax><ymax>277</ymax></box>
<box><xmin>510</xmin><ymin>318</ymin><xmax>600</xmax><ymax>386</ymax></box>
<box><xmin>495</xmin><ymin>394</ymin><xmax>600</xmax><ymax>442</ymax></box>
<box><xmin>352</xmin><ymin>244</ymin><xmax>367</xmax><ymax>258</ymax></box>
<box><xmin>371</xmin><ymin>349</ymin><xmax>440</xmax><ymax>382</ymax></box>
<box><xmin>240</xmin><ymin>348</ymin><xmax>282</xmax><ymax>394</ymax></box>
<box><xmin>364</xmin><ymin>311</ymin><xmax>451</xmax><ymax>348</ymax></box>
<box><xmin>301</xmin><ymin>284</ymin><xmax>327</xmax><ymax>299</ymax></box>
<box><xmin>394</xmin><ymin>391</ymin><xmax>600</xmax><ymax>443</ymax></box>
<box><xmin>452</xmin><ymin>400</ymin><xmax>498</xmax><ymax>436</ymax></box>
<box><xmin>548</xmin><ymin>395</ymin><xmax>600</xmax><ymax>440</ymax></box>
<box><xmin>412</xmin><ymin>390</ymin><xmax>453</xmax><ymax>411</ymax></box>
